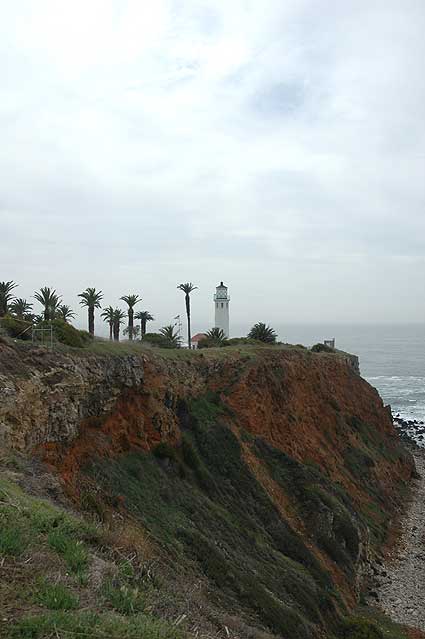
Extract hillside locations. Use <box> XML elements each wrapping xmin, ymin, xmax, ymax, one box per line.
<box><xmin>0</xmin><ymin>339</ymin><xmax>419</xmax><ymax>638</ymax></box>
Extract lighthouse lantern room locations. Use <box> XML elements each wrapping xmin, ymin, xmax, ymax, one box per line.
<box><xmin>214</xmin><ymin>281</ymin><xmax>230</xmax><ymax>337</ymax></box>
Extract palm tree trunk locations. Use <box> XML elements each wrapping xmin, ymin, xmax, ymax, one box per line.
<box><xmin>128</xmin><ymin>309</ymin><xmax>133</xmax><ymax>341</ymax></box>
<box><xmin>113</xmin><ymin>321</ymin><xmax>119</xmax><ymax>341</ymax></box>
<box><xmin>109</xmin><ymin>322</ymin><xmax>113</xmax><ymax>340</ymax></box>
<box><xmin>88</xmin><ymin>307</ymin><xmax>94</xmax><ymax>335</ymax></box>
<box><xmin>185</xmin><ymin>294</ymin><xmax>191</xmax><ymax>349</ymax></box>
<box><xmin>141</xmin><ymin>319</ymin><xmax>146</xmax><ymax>337</ymax></box>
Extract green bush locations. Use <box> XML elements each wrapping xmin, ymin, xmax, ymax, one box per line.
<box><xmin>223</xmin><ymin>337</ymin><xmax>267</xmax><ymax>347</ymax></box>
<box><xmin>0</xmin><ymin>316</ymin><xmax>32</xmax><ymax>340</ymax></box>
<box><xmin>197</xmin><ymin>337</ymin><xmax>227</xmax><ymax>349</ymax></box>
<box><xmin>47</xmin><ymin>319</ymin><xmax>91</xmax><ymax>348</ymax></box>
<box><xmin>340</xmin><ymin>617</ymin><xmax>384</xmax><ymax>638</ymax></box>
<box><xmin>311</xmin><ymin>343</ymin><xmax>335</xmax><ymax>353</ymax></box>
<box><xmin>143</xmin><ymin>333</ymin><xmax>173</xmax><ymax>348</ymax></box>
<box><xmin>152</xmin><ymin>442</ymin><xmax>178</xmax><ymax>462</ymax></box>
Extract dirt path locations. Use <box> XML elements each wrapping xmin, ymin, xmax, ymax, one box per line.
<box><xmin>375</xmin><ymin>448</ymin><xmax>425</xmax><ymax>630</ymax></box>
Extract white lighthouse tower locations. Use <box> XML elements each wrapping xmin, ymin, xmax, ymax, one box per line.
<box><xmin>214</xmin><ymin>281</ymin><xmax>230</xmax><ymax>337</ymax></box>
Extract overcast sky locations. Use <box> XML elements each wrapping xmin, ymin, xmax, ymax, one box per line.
<box><xmin>1</xmin><ymin>1</ymin><xmax>425</xmax><ymax>335</ymax></box>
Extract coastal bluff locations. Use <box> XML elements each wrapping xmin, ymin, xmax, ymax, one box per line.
<box><xmin>0</xmin><ymin>340</ymin><xmax>416</xmax><ymax>638</ymax></box>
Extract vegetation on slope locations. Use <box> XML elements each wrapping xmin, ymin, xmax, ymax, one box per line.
<box><xmin>79</xmin><ymin>392</ymin><xmax>411</xmax><ymax>638</ymax></box>
<box><xmin>0</xmin><ymin>458</ymin><xmax>184</xmax><ymax>639</ymax></box>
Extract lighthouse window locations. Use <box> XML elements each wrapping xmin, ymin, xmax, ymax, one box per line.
<box><xmin>221</xmin><ymin>303</ymin><xmax>223</xmax><ymax>308</ymax></box>
<box><xmin>226</xmin><ymin>302</ymin><xmax>228</xmax><ymax>307</ymax></box>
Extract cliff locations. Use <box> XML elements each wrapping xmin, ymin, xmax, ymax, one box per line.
<box><xmin>0</xmin><ymin>340</ymin><xmax>415</xmax><ymax>639</ymax></box>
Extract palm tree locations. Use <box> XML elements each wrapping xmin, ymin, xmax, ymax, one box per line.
<box><xmin>56</xmin><ymin>305</ymin><xmax>76</xmax><ymax>323</ymax></box>
<box><xmin>113</xmin><ymin>308</ymin><xmax>126</xmax><ymax>341</ymax></box>
<box><xmin>205</xmin><ymin>327</ymin><xmax>227</xmax><ymax>346</ymax></box>
<box><xmin>247</xmin><ymin>322</ymin><xmax>277</xmax><ymax>344</ymax></box>
<box><xmin>101</xmin><ymin>306</ymin><xmax>115</xmax><ymax>341</ymax></box>
<box><xmin>0</xmin><ymin>281</ymin><xmax>18</xmax><ymax>317</ymax></box>
<box><xmin>120</xmin><ymin>294</ymin><xmax>142</xmax><ymax>340</ymax></box>
<box><xmin>9</xmin><ymin>298</ymin><xmax>32</xmax><ymax>320</ymax></box>
<box><xmin>159</xmin><ymin>325</ymin><xmax>181</xmax><ymax>348</ymax></box>
<box><xmin>34</xmin><ymin>287</ymin><xmax>62</xmax><ymax>321</ymax></box>
<box><xmin>78</xmin><ymin>287</ymin><xmax>103</xmax><ymax>336</ymax></box>
<box><xmin>177</xmin><ymin>282</ymin><xmax>198</xmax><ymax>349</ymax></box>
<box><xmin>134</xmin><ymin>310</ymin><xmax>154</xmax><ymax>338</ymax></box>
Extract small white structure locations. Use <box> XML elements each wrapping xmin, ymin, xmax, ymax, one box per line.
<box><xmin>324</xmin><ymin>338</ymin><xmax>335</xmax><ymax>349</ymax></box>
<box><xmin>214</xmin><ymin>281</ymin><xmax>230</xmax><ymax>337</ymax></box>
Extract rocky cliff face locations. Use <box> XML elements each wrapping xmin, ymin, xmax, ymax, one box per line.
<box><xmin>0</xmin><ymin>340</ymin><xmax>414</xmax><ymax>638</ymax></box>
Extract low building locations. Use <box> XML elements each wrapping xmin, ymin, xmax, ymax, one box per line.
<box><xmin>191</xmin><ymin>333</ymin><xmax>207</xmax><ymax>349</ymax></box>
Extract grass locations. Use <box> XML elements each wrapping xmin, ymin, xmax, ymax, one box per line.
<box><xmin>0</xmin><ymin>522</ymin><xmax>28</xmax><ymax>556</ymax></box>
<box><xmin>0</xmin><ymin>472</ymin><xmax>184</xmax><ymax>639</ymax></box>
<box><xmin>78</xmin><ymin>337</ymin><xmax>314</xmax><ymax>361</ymax></box>
<box><xmin>102</xmin><ymin>579</ymin><xmax>144</xmax><ymax>615</ymax></box>
<box><xmin>48</xmin><ymin>529</ymin><xmax>88</xmax><ymax>575</ymax></box>
<box><xmin>35</xmin><ymin>580</ymin><xmax>79</xmax><ymax>610</ymax></box>
<box><xmin>11</xmin><ymin>611</ymin><xmax>184</xmax><ymax>639</ymax></box>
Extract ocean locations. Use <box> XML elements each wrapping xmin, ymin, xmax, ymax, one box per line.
<box><xmin>271</xmin><ymin>324</ymin><xmax>425</xmax><ymax>423</ymax></box>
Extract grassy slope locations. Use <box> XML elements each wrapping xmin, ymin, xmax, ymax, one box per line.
<box><xmin>0</xmin><ymin>457</ymin><xmax>184</xmax><ymax>639</ymax></box>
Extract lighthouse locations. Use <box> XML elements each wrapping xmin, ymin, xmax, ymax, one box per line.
<box><xmin>214</xmin><ymin>282</ymin><xmax>230</xmax><ymax>337</ymax></box>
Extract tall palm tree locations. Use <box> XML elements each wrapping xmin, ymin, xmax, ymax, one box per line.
<box><xmin>159</xmin><ymin>325</ymin><xmax>181</xmax><ymax>348</ymax></box>
<box><xmin>56</xmin><ymin>305</ymin><xmax>76</xmax><ymax>323</ymax></box>
<box><xmin>247</xmin><ymin>322</ymin><xmax>277</xmax><ymax>344</ymax></box>
<box><xmin>34</xmin><ymin>287</ymin><xmax>62</xmax><ymax>321</ymax></box>
<box><xmin>177</xmin><ymin>282</ymin><xmax>198</xmax><ymax>349</ymax></box>
<box><xmin>120</xmin><ymin>294</ymin><xmax>142</xmax><ymax>340</ymax></box>
<box><xmin>134</xmin><ymin>310</ymin><xmax>154</xmax><ymax>338</ymax></box>
<box><xmin>9</xmin><ymin>298</ymin><xmax>32</xmax><ymax>320</ymax></box>
<box><xmin>0</xmin><ymin>281</ymin><xmax>18</xmax><ymax>317</ymax></box>
<box><xmin>113</xmin><ymin>308</ymin><xmax>126</xmax><ymax>341</ymax></box>
<box><xmin>78</xmin><ymin>287</ymin><xmax>103</xmax><ymax>336</ymax></box>
<box><xmin>101</xmin><ymin>306</ymin><xmax>115</xmax><ymax>341</ymax></box>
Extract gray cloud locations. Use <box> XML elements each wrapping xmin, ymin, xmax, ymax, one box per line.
<box><xmin>1</xmin><ymin>0</ymin><xmax>425</xmax><ymax>335</ymax></box>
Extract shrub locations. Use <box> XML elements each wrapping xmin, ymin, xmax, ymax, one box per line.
<box><xmin>247</xmin><ymin>323</ymin><xmax>277</xmax><ymax>344</ymax></box>
<box><xmin>35</xmin><ymin>580</ymin><xmax>79</xmax><ymax>610</ymax></box>
<box><xmin>152</xmin><ymin>442</ymin><xmax>178</xmax><ymax>462</ymax></box>
<box><xmin>311</xmin><ymin>343</ymin><xmax>335</xmax><ymax>353</ymax></box>
<box><xmin>143</xmin><ymin>333</ymin><xmax>172</xmax><ymax>348</ymax></box>
<box><xmin>340</xmin><ymin>617</ymin><xmax>384</xmax><ymax>639</ymax></box>
<box><xmin>0</xmin><ymin>316</ymin><xmax>32</xmax><ymax>340</ymax></box>
<box><xmin>197</xmin><ymin>337</ymin><xmax>219</xmax><ymax>349</ymax></box>
<box><xmin>47</xmin><ymin>319</ymin><xmax>91</xmax><ymax>348</ymax></box>
<box><xmin>223</xmin><ymin>337</ymin><xmax>268</xmax><ymax>347</ymax></box>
